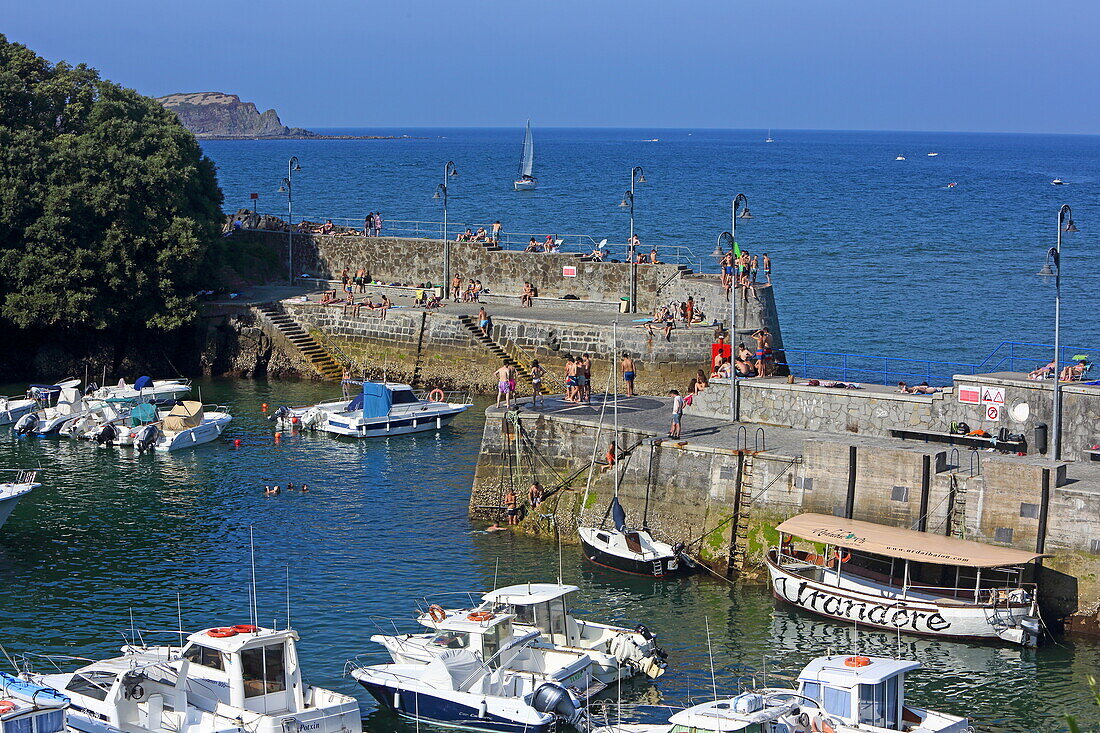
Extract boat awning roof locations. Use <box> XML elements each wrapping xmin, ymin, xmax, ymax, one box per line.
<box><xmin>776</xmin><ymin>513</ymin><xmax>1047</xmax><ymax>568</ymax></box>
<box><xmin>482</xmin><ymin>583</ymin><xmax>579</xmax><ymax>605</ymax></box>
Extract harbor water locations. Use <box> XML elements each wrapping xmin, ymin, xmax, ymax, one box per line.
<box><xmin>0</xmin><ymin>378</ymin><xmax>1097</xmax><ymax>732</ymax></box>
<box><xmin>205</xmin><ymin>127</ymin><xmax>1100</xmax><ymax>365</ymax></box>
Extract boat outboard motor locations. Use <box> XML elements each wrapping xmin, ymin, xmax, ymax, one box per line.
<box><xmin>14</xmin><ymin>413</ymin><xmax>38</xmax><ymax>436</ymax></box>
<box><xmin>84</xmin><ymin>383</ymin><xmax>99</xmax><ymax>396</ymax></box>
<box><xmin>531</xmin><ymin>682</ymin><xmax>585</xmax><ymax>726</ymax></box>
<box><xmin>134</xmin><ymin>424</ymin><xmax>160</xmax><ymax>452</ymax></box>
<box><xmin>268</xmin><ymin>405</ymin><xmax>292</xmax><ymax>423</ymax></box>
<box><xmin>672</xmin><ymin>542</ymin><xmax>697</xmax><ymax>569</ymax></box>
<box><xmin>95</xmin><ymin>423</ymin><xmax>120</xmax><ymax>445</ymax></box>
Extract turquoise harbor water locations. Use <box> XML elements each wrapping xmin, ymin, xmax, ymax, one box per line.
<box><xmin>0</xmin><ymin>378</ymin><xmax>1098</xmax><ymax>732</ymax></box>
<box><xmin>205</xmin><ymin>127</ymin><xmax>1100</xmax><ymax>364</ymax></box>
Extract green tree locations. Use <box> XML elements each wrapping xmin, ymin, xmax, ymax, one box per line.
<box><xmin>0</xmin><ymin>34</ymin><xmax>222</xmax><ymax>335</ymax></box>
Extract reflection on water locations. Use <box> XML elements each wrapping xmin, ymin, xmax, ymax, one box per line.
<box><xmin>0</xmin><ymin>378</ymin><xmax>1096</xmax><ymax>733</ymax></box>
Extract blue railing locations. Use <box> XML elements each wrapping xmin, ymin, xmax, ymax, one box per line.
<box><xmin>778</xmin><ymin>340</ymin><xmax>1097</xmax><ymax>387</ymax></box>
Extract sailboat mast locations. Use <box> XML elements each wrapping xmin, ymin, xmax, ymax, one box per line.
<box><xmin>613</xmin><ymin>321</ymin><xmax>619</xmax><ymax>499</ymax></box>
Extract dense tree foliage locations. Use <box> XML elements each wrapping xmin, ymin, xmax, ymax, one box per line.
<box><xmin>0</xmin><ymin>34</ymin><xmax>222</xmax><ymax>333</ymax></box>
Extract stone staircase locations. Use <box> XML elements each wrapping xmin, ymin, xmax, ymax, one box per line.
<box><xmin>256</xmin><ymin>303</ymin><xmax>343</xmax><ymax>380</ymax></box>
<box><xmin>456</xmin><ymin>315</ymin><xmax>552</xmax><ymax>395</ymax></box>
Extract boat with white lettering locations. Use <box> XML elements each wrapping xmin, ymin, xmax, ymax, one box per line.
<box><xmin>766</xmin><ymin>513</ymin><xmax>1044</xmax><ymax>646</ymax></box>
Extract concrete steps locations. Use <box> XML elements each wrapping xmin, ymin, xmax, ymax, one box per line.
<box><xmin>456</xmin><ymin>315</ymin><xmax>552</xmax><ymax>395</ymax></box>
<box><xmin>257</xmin><ymin>303</ymin><xmax>344</xmax><ymax>380</ymax></box>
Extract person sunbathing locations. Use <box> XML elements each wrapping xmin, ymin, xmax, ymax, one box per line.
<box><xmin>898</xmin><ymin>381</ymin><xmax>940</xmax><ymax>394</ymax></box>
<box><xmin>319</xmin><ymin>289</ymin><xmax>340</xmax><ymax>305</ymax></box>
<box><xmin>1060</xmin><ymin>359</ymin><xmax>1088</xmax><ymax>381</ymax></box>
<box><xmin>1028</xmin><ymin>360</ymin><xmax>1057</xmax><ymax>380</ymax></box>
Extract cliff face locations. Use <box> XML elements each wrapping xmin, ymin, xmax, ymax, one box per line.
<box><xmin>157</xmin><ymin>92</ymin><xmax>318</xmax><ymax>139</ymax></box>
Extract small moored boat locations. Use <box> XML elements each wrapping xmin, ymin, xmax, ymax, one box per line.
<box><xmin>0</xmin><ymin>470</ymin><xmax>41</xmax><ymax>533</ymax></box>
<box><xmin>578</xmin><ymin>497</ymin><xmax>694</xmax><ymax>578</ymax></box>
<box><xmin>93</xmin><ymin>376</ymin><xmax>192</xmax><ymax>402</ymax></box>
<box><xmin>14</xmin><ymin>383</ymin><xmax>103</xmax><ymax>436</ymax></box>
<box><xmin>277</xmin><ymin>380</ymin><xmax>470</xmax><ymax>439</ymax></box>
<box><xmin>146</xmin><ymin>401</ymin><xmax>232</xmax><ymax>451</ymax></box>
<box><xmin>590</xmin><ymin>692</ymin><xmax>801</xmax><ymax>733</ymax></box>
<box><xmin>0</xmin><ymin>670</ymin><xmax>70</xmax><ymax>733</ymax></box>
<box><xmin>766</xmin><ymin>513</ymin><xmax>1044</xmax><ymax>646</ymax></box>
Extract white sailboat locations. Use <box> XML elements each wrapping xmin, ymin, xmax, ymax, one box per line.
<box><xmin>514</xmin><ymin>120</ymin><xmax>537</xmax><ymax>190</ymax></box>
<box><xmin>765</xmin><ymin>129</ymin><xmax>774</xmax><ymax>143</ymax></box>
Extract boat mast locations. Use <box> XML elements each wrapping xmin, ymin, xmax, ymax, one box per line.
<box><xmin>613</xmin><ymin>321</ymin><xmax>619</xmax><ymax>500</ymax></box>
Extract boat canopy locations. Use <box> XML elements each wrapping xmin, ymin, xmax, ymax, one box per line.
<box><xmin>163</xmin><ymin>401</ymin><xmax>203</xmax><ymax>431</ymax></box>
<box><xmin>134</xmin><ymin>376</ymin><xmax>154</xmax><ymax>390</ymax></box>
<box><xmin>345</xmin><ymin>382</ymin><xmax>392</xmax><ymax>418</ymax></box>
<box><xmin>776</xmin><ymin>513</ymin><xmax>1047</xmax><ymax>568</ymax></box>
<box><xmin>129</xmin><ymin>403</ymin><xmax>158</xmax><ymax>427</ymax></box>
<box><xmin>483</xmin><ymin>583</ymin><xmax>580</xmax><ymax>605</ymax></box>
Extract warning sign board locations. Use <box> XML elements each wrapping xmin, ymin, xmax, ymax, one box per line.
<box><xmin>958</xmin><ymin>386</ymin><xmax>980</xmax><ymax>405</ymax></box>
<box><xmin>986</xmin><ymin>405</ymin><xmax>1002</xmax><ymax>421</ymax></box>
<box><xmin>562</xmin><ymin>266</ymin><xmax>577</xmax><ymax>278</ymax></box>
<box><xmin>981</xmin><ymin>387</ymin><xmax>1005</xmax><ymax>406</ymax></box>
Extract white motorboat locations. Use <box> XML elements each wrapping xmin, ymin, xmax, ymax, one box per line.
<box><xmin>0</xmin><ymin>670</ymin><xmax>70</xmax><ymax>733</ymax></box>
<box><xmin>0</xmin><ymin>470</ymin><xmax>40</xmax><ymax>532</ymax></box>
<box><xmin>792</xmin><ymin>655</ymin><xmax>970</xmax><ymax>732</ymax></box>
<box><xmin>578</xmin><ymin>497</ymin><xmax>694</xmax><ymax>578</ymax></box>
<box><xmin>766</xmin><ymin>513</ymin><xmax>1044</xmax><ymax>646</ymax></box>
<box><xmin>513</xmin><ymin>120</ymin><xmax>537</xmax><ymax>191</ymax></box>
<box><xmin>26</xmin><ymin>623</ymin><xmax>362</xmax><ymax>733</ymax></box>
<box><xmin>926</xmin><ymin>152</ymin><xmax>938</xmax><ymax>156</ymax></box>
<box><xmin>0</xmin><ymin>384</ymin><xmax>55</xmax><ymax>425</ymax></box>
<box><xmin>93</xmin><ymin>376</ymin><xmax>192</xmax><ymax>402</ymax></box>
<box><xmin>139</xmin><ymin>401</ymin><xmax>232</xmax><ymax>452</ymax></box>
<box><xmin>278</xmin><ymin>381</ymin><xmax>470</xmax><ymax>439</ymax></box>
<box><xmin>1051</xmin><ymin>178</ymin><xmax>1066</xmax><ymax>185</ymax></box>
<box><xmin>895</xmin><ymin>155</ymin><xmax>906</xmax><ymax>161</ymax></box>
<box><xmin>394</xmin><ymin>583</ymin><xmax>666</xmax><ymax>682</ymax></box>
<box><xmin>14</xmin><ymin>383</ymin><xmax>104</xmax><ymax>436</ymax></box>
<box><xmin>350</xmin><ymin>626</ymin><xmax>590</xmax><ymax>733</ymax></box>
<box><xmin>591</xmin><ymin>692</ymin><xmax>801</xmax><ymax>733</ymax></box>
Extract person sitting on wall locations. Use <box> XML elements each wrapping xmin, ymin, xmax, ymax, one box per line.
<box><xmin>319</xmin><ymin>289</ymin><xmax>340</xmax><ymax>305</ymax></box>
<box><xmin>520</xmin><ymin>282</ymin><xmax>534</xmax><ymax>308</ymax></box>
<box><xmin>474</xmin><ymin>227</ymin><xmax>489</xmax><ymax>242</ymax></box>
<box><xmin>1060</xmin><ymin>356</ymin><xmax>1089</xmax><ymax>381</ymax></box>
<box><xmin>463</xmin><ymin>280</ymin><xmax>476</xmax><ymax>302</ymax></box>
<box><xmin>525</xmin><ymin>237</ymin><xmax>540</xmax><ymax>252</ymax></box>
<box><xmin>471</xmin><ymin>280</ymin><xmax>484</xmax><ymax>300</ymax></box>
<box><xmin>314</xmin><ymin>219</ymin><xmax>335</xmax><ymax>236</ymax></box>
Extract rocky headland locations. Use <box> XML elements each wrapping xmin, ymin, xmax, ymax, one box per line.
<box><xmin>157</xmin><ymin>92</ymin><xmax>405</xmax><ymax>140</ymax></box>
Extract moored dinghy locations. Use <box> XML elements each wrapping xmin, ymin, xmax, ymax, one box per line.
<box><xmin>766</xmin><ymin>513</ymin><xmax>1045</xmax><ymax>646</ymax></box>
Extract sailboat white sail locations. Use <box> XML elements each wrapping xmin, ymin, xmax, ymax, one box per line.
<box><xmin>765</xmin><ymin>128</ymin><xmax>774</xmax><ymax>143</ymax></box>
<box><xmin>514</xmin><ymin>120</ymin><xmax>537</xmax><ymax>190</ymax></box>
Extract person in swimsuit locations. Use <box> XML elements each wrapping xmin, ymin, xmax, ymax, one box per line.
<box><xmin>504</xmin><ymin>488</ymin><xmax>518</xmax><ymax>525</ymax></box>
<box><xmin>451</xmin><ymin>275</ymin><xmax>462</xmax><ymax>302</ymax></box>
<box><xmin>478</xmin><ymin>306</ymin><xmax>491</xmax><ymax>336</ymax></box>
<box><xmin>564</xmin><ymin>356</ymin><xmax>578</xmax><ymax>403</ymax></box>
<box><xmin>668</xmin><ymin>389</ymin><xmax>684</xmax><ymax>438</ymax></box>
<box><xmin>621</xmin><ymin>352</ymin><xmax>636</xmax><ymax>397</ymax></box>
<box><xmin>530</xmin><ymin>360</ymin><xmax>545</xmax><ymax>407</ymax></box>
<box><xmin>763</xmin><ymin>253</ymin><xmax>771</xmax><ymax>283</ymax></box>
<box><xmin>495</xmin><ymin>364</ymin><xmax>513</xmax><ymax>409</ymax></box>
<box><xmin>752</xmin><ymin>329</ymin><xmax>769</xmax><ymax>377</ymax></box>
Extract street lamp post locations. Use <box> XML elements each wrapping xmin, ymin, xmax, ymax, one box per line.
<box><xmin>1038</xmin><ymin>204</ymin><xmax>1078</xmax><ymax>460</ymax></box>
<box><xmin>277</xmin><ymin>156</ymin><xmax>302</xmax><ymax>285</ymax></box>
<box><xmin>619</xmin><ymin>166</ymin><xmax>646</xmax><ymax>313</ymax></box>
<box><xmin>434</xmin><ymin>161</ymin><xmax>458</xmax><ymax>292</ymax></box>
<box><xmin>728</xmin><ymin>194</ymin><xmax>751</xmax><ymax>420</ymax></box>
<box><xmin>715</xmin><ymin>231</ymin><xmax>738</xmax><ymax>419</ymax></box>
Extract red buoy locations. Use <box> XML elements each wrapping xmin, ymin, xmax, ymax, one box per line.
<box><xmin>233</xmin><ymin>439</ymin><xmax>242</xmax><ymax>447</ymax></box>
<box><xmin>291</xmin><ymin>416</ymin><xmax>300</xmax><ymax>425</ymax></box>
<box><xmin>261</xmin><ymin>403</ymin><xmax>268</xmax><ymax>412</ymax></box>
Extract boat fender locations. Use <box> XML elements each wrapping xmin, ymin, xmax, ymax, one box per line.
<box><xmin>14</xmin><ymin>414</ymin><xmax>37</xmax><ymax>436</ymax></box>
<box><xmin>393</xmin><ymin>692</ymin><xmax>400</xmax><ymax>709</ymax></box>
<box><xmin>478</xmin><ymin>699</ymin><xmax>488</xmax><ymax>719</ymax></box>
<box><xmin>428</xmin><ymin>605</ymin><xmax>447</xmax><ymax>623</ymax></box>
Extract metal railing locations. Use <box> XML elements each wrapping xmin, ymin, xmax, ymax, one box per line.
<box><xmin>779</xmin><ymin>339</ymin><xmax>1098</xmax><ymax>387</ymax></box>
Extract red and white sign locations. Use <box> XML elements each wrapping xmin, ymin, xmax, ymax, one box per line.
<box><xmin>981</xmin><ymin>387</ymin><xmax>1005</xmax><ymax>406</ymax></box>
<box><xmin>958</xmin><ymin>386</ymin><xmax>980</xmax><ymax>405</ymax></box>
<box><xmin>562</xmin><ymin>266</ymin><xmax>577</xmax><ymax>278</ymax></box>
<box><xmin>986</xmin><ymin>405</ymin><xmax>1002</xmax><ymax>421</ymax></box>
<box><xmin>249</xmin><ymin>193</ymin><xmax>259</xmax><ymax>200</ymax></box>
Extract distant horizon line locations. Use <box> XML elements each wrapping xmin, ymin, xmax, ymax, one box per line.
<box><xmin>297</xmin><ymin>125</ymin><xmax>1098</xmax><ymax>137</ymax></box>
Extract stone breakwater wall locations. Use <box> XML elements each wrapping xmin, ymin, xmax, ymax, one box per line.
<box><xmin>469</xmin><ymin>406</ymin><xmax>1100</xmax><ymax>625</ymax></box>
<box><xmin>692</xmin><ymin>373</ymin><xmax>1100</xmax><ymax>462</ymax></box>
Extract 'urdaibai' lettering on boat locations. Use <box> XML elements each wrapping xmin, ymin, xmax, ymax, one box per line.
<box><xmin>775</xmin><ymin>577</ymin><xmax>951</xmax><ymax>633</ymax></box>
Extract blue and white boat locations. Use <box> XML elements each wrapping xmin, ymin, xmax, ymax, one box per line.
<box><xmin>0</xmin><ymin>670</ymin><xmax>69</xmax><ymax>733</ymax></box>
<box><xmin>14</xmin><ymin>382</ymin><xmax>104</xmax><ymax>436</ymax></box>
<box><xmin>0</xmin><ymin>470</ymin><xmax>41</xmax><ymax>532</ymax></box>
<box><xmin>92</xmin><ymin>376</ymin><xmax>192</xmax><ymax>402</ymax></box>
<box><xmin>278</xmin><ymin>381</ymin><xmax>470</xmax><ymax>438</ymax></box>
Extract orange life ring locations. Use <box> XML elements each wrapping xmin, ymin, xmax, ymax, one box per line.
<box><xmin>834</xmin><ymin>549</ymin><xmax>852</xmax><ymax>563</ymax></box>
<box><xmin>428</xmin><ymin>604</ymin><xmax>447</xmax><ymax>623</ymax></box>
<box><xmin>812</xmin><ymin>714</ymin><xmax>837</xmax><ymax>733</ymax></box>
<box><xmin>844</xmin><ymin>655</ymin><xmax>871</xmax><ymax>667</ymax></box>
<box><xmin>232</xmin><ymin>624</ymin><xmax>259</xmax><ymax>633</ymax></box>
<box><xmin>207</xmin><ymin>627</ymin><xmax>238</xmax><ymax>638</ymax></box>
<box><xmin>0</xmin><ymin>701</ymin><xmax>16</xmax><ymax>714</ymax></box>
<box><xmin>466</xmin><ymin>611</ymin><xmax>496</xmax><ymax>622</ymax></box>
<box><xmin>427</xmin><ymin>389</ymin><xmax>445</xmax><ymax>403</ymax></box>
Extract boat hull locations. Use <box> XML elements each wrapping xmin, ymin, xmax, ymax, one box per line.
<box><xmin>317</xmin><ymin>406</ymin><xmax>466</xmax><ymax>438</ymax></box>
<box><xmin>765</xmin><ymin>551</ymin><xmax>1040</xmax><ymax>646</ymax></box>
<box><xmin>356</xmin><ymin>680</ymin><xmax>552</xmax><ymax>733</ymax></box>
<box><xmin>579</xmin><ymin>534</ymin><xmax>689</xmax><ymax>579</ymax></box>
<box><xmin>0</xmin><ymin>492</ymin><xmax>24</xmax><ymax>529</ymax></box>
<box><xmin>513</xmin><ymin>180</ymin><xmax>537</xmax><ymax>191</ymax></box>
<box><xmin>0</xmin><ymin>401</ymin><xmax>36</xmax><ymax>426</ymax></box>
<box><xmin>154</xmin><ymin>414</ymin><xmax>232</xmax><ymax>451</ymax></box>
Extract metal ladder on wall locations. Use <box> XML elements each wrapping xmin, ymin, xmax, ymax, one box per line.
<box><xmin>948</xmin><ymin>474</ymin><xmax>968</xmax><ymax>539</ymax></box>
<box><xmin>729</xmin><ymin>453</ymin><xmax>756</xmax><ymax>572</ymax></box>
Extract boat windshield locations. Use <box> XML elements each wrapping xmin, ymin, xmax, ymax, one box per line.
<box><xmin>183</xmin><ymin>643</ymin><xmax>225</xmax><ymax>670</ymax></box>
<box><xmin>429</xmin><ymin>631</ymin><xmax>471</xmax><ymax>649</ymax></box>
<box><xmin>65</xmin><ymin>670</ymin><xmax>117</xmax><ymax>701</ymax></box>
<box><xmin>390</xmin><ymin>390</ymin><xmax>420</xmax><ymax>405</ymax></box>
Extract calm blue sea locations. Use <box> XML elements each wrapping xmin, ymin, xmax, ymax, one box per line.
<box><xmin>201</xmin><ymin>128</ymin><xmax>1100</xmax><ymax>367</ymax></box>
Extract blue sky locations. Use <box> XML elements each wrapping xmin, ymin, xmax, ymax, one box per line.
<box><xmin>6</xmin><ymin>0</ymin><xmax>1098</xmax><ymax>133</ymax></box>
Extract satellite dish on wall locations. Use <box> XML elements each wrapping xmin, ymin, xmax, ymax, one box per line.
<box><xmin>1011</xmin><ymin>402</ymin><xmax>1030</xmax><ymax>422</ymax></box>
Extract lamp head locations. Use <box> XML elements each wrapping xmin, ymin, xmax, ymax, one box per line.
<box><xmin>1038</xmin><ymin>263</ymin><xmax>1055</xmax><ymax>278</ymax></box>
<box><xmin>1064</xmin><ymin>219</ymin><xmax>1078</xmax><ymax>233</ymax></box>
<box><xmin>277</xmin><ymin>184</ymin><xmax>287</xmax><ymax>193</ymax></box>
<box><xmin>739</xmin><ymin>207</ymin><xmax>753</xmax><ymax>220</ymax></box>
<box><xmin>449</xmin><ymin>168</ymin><xmax>458</xmax><ymax>178</ymax></box>
<box><xmin>636</xmin><ymin>172</ymin><xmax>646</xmax><ymax>184</ymax></box>
<box><xmin>292</xmin><ymin>162</ymin><xmax>301</xmax><ymax>172</ymax></box>
<box><xmin>432</xmin><ymin>190</ymin><xmax>441</xmax><ymax>200</ymax></box>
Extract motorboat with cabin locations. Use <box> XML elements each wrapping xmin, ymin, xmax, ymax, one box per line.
<box><xmin>0</xmin><ymin>470</ymin><xmax>41</xmax><ymax>532</ymax></box>
<box><xmin>766</xmin><ymin>513</ymin><xmax>1044</xmax><ymax>646</ymax></box>
<box><xmin>389</xmin><ymin>583</ymin><xmax>667</xmax><ymax>682</ymax></box>
<box><xmin>578</xmin><ymin>497</ymin><xmax>694</xmax><ymax>578</ymax></box>
<box><xmin>350</xmin><ymin>620</ymin><xmax>590</xmax><ymax>733</ymax></box>
<box><xmin>24</xmin><ymin>623</ymin><xmax>362</xmax><ymax>733</ymax></box>
<box><xmin>92</xmin><ymin>376</ymin><xmax>191</xmax><ymax>403</ymax></box>
<box><xmin>591</xmin><ymin>653</ymin><xmax>969</xmax><ymax>733</ymax></box>
<box><xmin>274</xmin><ymin>380</ymin><xmax>470</xmax><ymax>438</ymax></box>
<box><xmin>14</xmin><ymin>383</ymin><xmax>104</xmax><ymax>436</ymax></box>
<box><xmin>0</xmin><ymin>670</ymin><xmax>70</xmax><ymax>733</ymax></box>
